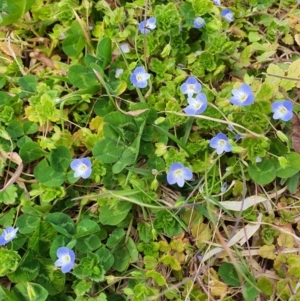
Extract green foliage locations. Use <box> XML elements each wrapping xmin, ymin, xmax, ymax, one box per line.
<box><xmin>1</xmin><ymin>0</ymin><xmax>300</xmax><ymax>300</ymax></box>
<box><xmin>0</xmin><ymin>249</ymin><xmax>20</xmax><ymax>276</ymax></box>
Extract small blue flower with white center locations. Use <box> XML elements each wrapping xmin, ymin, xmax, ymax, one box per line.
<box><xmin>184</xmin><ymin>93</ymin><xmax>207</xmax><ymax>115</ymax></box>
<box><xmin>139</xmin><ymin>17</ymin><xmax>156</xmax><ymax>34</ymax></box>
<box><xmin>271</xmin><ymin>100</ymin><xmax>293</xmax><ymax>122</ymax></box>
<box><xmin>221</xmin><ymin>182</ymin><xmax>227</xmax><ymax>193</ymax></box>
<box><xmin>213</xmin><ymin>0</ymin><xmax>221</xmax><ymax>5</ymax></box>
<box><xmin>0</xmin><ymin>227</ymin><xmax>18</xmax><ymax>246</ymax></box>
<box><xmin>119</xmin><ymin>43</ymin><xmax>130</xmax><ymax>53</ymax></box>
<box><xmin>230</xmin><ymin>83</ymin><xmax>254</xmax><ymax>106</ymax></box>
<box><xmin>221</xmin><ymin>9</ymin><xmax>234</xmax><ymax>23</ymax></box>
<box><xmin>193</xmin><ymin>17</ymin><xmax>205</xmax><ymax>29</ymax></box>
<box><xmin>130</xmin><ymin>66</ymin><xmax>151</xmax><ymax>88</ymax></box>
<box><xmin>256</xmin><ymin>157</ymin><xmax>262</xmax><ymax>163</ymax></box>
<box><xmin>55</xmin><ymin>247</ymin><xmax>75</xmax><ymax>273</ymax></box>
<box><xmin>167</xmin><ymin>163</ymin><xmax>193</xmax><ymax>187</ymax></box>
<box><xmin>180</xmin><ymin>77</ymin><xmax>202</xmax><ymax>98</ymax></box>
<box><xmin>70</xmin><ymin>158</ymin><xmax>92</xmax><ymax>179</ymax></box>
<box><xmin>115</xmin><ymin>68</ymin><xmax>124</xmax><ymax>78</ymax></box>
<box><xmin>209</xmin><ymin>133</ymin><xmax>232</xmax><ymax>155</ymax></box>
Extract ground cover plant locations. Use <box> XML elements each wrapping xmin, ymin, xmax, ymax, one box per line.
<box><xmin>1</xmin><ymin>0</ymin><xmax>300</xmax><ymax>300</ymax></box>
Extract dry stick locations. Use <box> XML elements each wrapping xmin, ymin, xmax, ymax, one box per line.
<box><xmin>0</xmin><ymin>152</ymin><xmax>24</xmax><ymax>192</ymax></box>
<box><xmin>5</xmin><ymin>34</ymin><xmax>26</xmax><ymax>75</ymax></box>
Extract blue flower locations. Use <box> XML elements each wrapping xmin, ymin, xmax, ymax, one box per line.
<box><xmin>213</xmin><ymin>0</ymin><xmax>221</xmax><ymax>5</ymax></box>
<box><xmin>55</xmin><ymin>247</ymin><xmax>75</xmax><ymax>273</ymax></box>
<box><xmin>70</xmin><ymin>158</ymin><xmax>92</xmax><ymax>179</ymax></box>
<box><xmin>180</xmin><ymin>77</ymin><xmax>202</xmax><ymax>97</ymax></box>
<box><xmin>167</xmin><ymin>163</ymin><xmax>193</xmax><ymax>187</ymax></box>
<box><xmin>230</xmin><ymin>84</ymin><xmax>254</xmax><ymax>106</ymax></box>
<box><xmin>119</xmin><ymin>43</ymin><xmax>130</xmax><ymax>53</ymax></box>
<box><xmin>209</xmin><ymin>133</ymin><xmax>232</xmax><ymax>155</ymax></box>
<box><xmin>271</xmin><ymin>100</ymin><xmax>293</xmax><ymax>122</ymax></box>
<box><xmin>256</xmin><ymin>157</ymin><xmax>262</xmax><ymax>163</ymax></box>
<box><xmin>193</xmin><ymin>17</ymin><xmax>205</xmax><ymax>29</ymax></box>
<box><xmin>184</xmin><ymin>93</ymin><xmax>207</xmax><ymax>115</ymax></box>
<box><xmin>130</xmin><ymin>66</ymin><xmax>151</xmax><ymax>88</ymax></box>
<box><xmin>138</xmin><ymin>17</ymin><xmax>156</xmax><ymax>34</ymax></box>
<box><xmin>221</xmin><ymin>9</ymin><xmax>234</xmax><ymax>23</ymax></box>
<box><xmin>0</xmin><ymin>227</ymin><xmax>18</xmax><ymax>246</ymax></box>
<box><xmin>115</xmin><ymin>68</ymin><xmax>124</xmax><ymax>78</ymax></box>
<box><xmin>221</xmin><ymin>182</ymin><xmax>227</xmax><ymax>192</ymax></box>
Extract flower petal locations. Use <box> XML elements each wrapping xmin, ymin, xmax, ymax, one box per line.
<box><xmin>167</xmin><ymin>172</ymin><xmax>177</xmax><ymax>185</ymax></box>
<box><xmin>182</xmin><ymin>167</ymin><xmax>193</xmax><ymax>180</ymax></box>
<box><xmin>176</xmin><ymin>177</ymin><xmax>185</xmax><ymax>187</ymax></box>
<box><xmin>169</xmin><ymin>163</ymin><xmax>184</xmax><ymax>171</ymax></box>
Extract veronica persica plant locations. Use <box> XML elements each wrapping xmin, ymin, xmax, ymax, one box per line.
<box><xmin>213</xmin><ymin>0</ymin><xmax>221</xmax><ymax>5</ymax></box>
<box><xmin>184</xmin><ymin>93</ymin><xmax>207</xmax><ymax>115</ymax></box>
<box><xmin>180</xmin><ymin>77</ymin><xmax>202</xmax><ymax>97</ymax></box>
<box><xmin>0</xmin><ymin>227</ymin><xmax>18</xmax><ymax>246</ymax></box>
<box><xmin>230</xmin><ymin>83</ymin><xmax>254</xmax><ymax>106</ymax></box>
<box><xmin>115</xmin><ymin>68</ymin><xmax>124</xmax><ymax>78</ymax></box>
<box><xmin>119</xmin><ymin>43</ymin><xmax>130</xmax><ymax>53</ymax></box>
<box><xmin>271</xmin><ymin>100</ymin><xmax>293</xmax><ymax>121</ymax></box>
<box><xmin>193</xmin><ymin>17</ymin><xmax>205</xmax><ymax>29</ymax></box>
<box><xmin>70</xmin><ymin>158</ymin><xmax>92</xmax><ymax>179</ymax></box>
<box><xmin>167</xmin><ymin>163</ymin><xmax>193</xmax><ymax>187</ymax></box>
<box><xmin>209</xmin><ymin>133</ymin><xmax>232</xmax><ymax>155</ymax></box>
<box><xmin>55</xmin><ymin>247</ymin><xmax>75</xmax><ymax>273</ymax></box>
<box><xmin>221</xmin><ymin>9</ymin><xmax>234</xmax><ymax>23</ymax></box>
<box><xmin>130</xmin><ymin>66</ymin><xmax>151</xmax><ymax>88</ymax></box>
<box><xmin>139</xmin><ymin>17</ymin><xmax>156</xmax><ymax>34</ymax></box>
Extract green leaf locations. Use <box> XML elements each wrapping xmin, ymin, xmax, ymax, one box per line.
<box><xmin>248</xmin><ymin>159</ymin><xmax>276</xmax><ymax>185</ymax></box>
<box><xmin>35</xmin><ymin>258</ymin><xmax>65</xmax><ymax>295</ymax></box>
<box><xmin>93</xmin><ymin>138</ymin><xmax>125</xmax><ymax>164</ymax></box>
<box><xmin>68</xmin><ymin>65</ymin><xmax>99</xmax><ymax>89</ymax></box>
<box><xmin>62</xmin><ymin>35</ymin><xmax>85</xmax><ymax>57</ymax></box>
<box><xmin>95</xmin><ymin>248</ymin><xmax>114</xmax><ymax>272</ymax></box>
<box><xmin>96</xmin><ymin>37</ymin><xmax>112</xmax><ymax>69</ymax></box>
<box><xmin>34</xmin><ymin>159</ymin><xmax>65</xmax><ymax>187</ymax></box>
<box><xmin>0</xmin><ymin>285</ymin><xmax>19</xmax><ymax>301</ymax></box>
<box><xmin>13</xmin><ymin>282</ymin><xmax>48</xmax><ymax>301</ymax></box>
<box><xmin>6</xmin><ymin>119</ymin><xmax>24</xmax><ymax>138</ymax></box>
<box><xmin>99</xmin><ymin>201</ymin><xmax>132</xmax><ymax>226</ymax></box>
<box><xmin>76</xmin><ymin>234</ymin><xmax>101</xmax><ymax>252</ymax></box>
<box><xmin>8</xmin><ymin>250</ymin><xmax>39</xmax><ymax>282</ymax></box>
<box><xmin>106</xmin><ymin>80</ymin><xmax>127</xmax><ymax>96</ymax></box>
<box><xmin>73</xmin><ymin>253</ymin><xmax>105</xmax><ymax>282</ymax></box>
<box><xmin>0</xmin><ymin>185</ymin><xmax>18</xmax><ymax>205</ymax></box>
<box><xmin>106</xmin><ymin>228</ymin><xmax>125</xmax><ymax>248</ymax></box>
<box><xmin>0</xmin><ymin>249</ymin><xmax>21</xmax><ymax>276</ymax></box>
<box><xmin>179</xmin><ymin>2</ymin><xmax>195</xmax><ymax>26</ymax></box>
<box><xmin>111</xmin><ymin>241</ymin><xmax>130</xmax><ymax>272</ymax></box>
<box><xmin>20</xmin><ymin>142</ymin><xmax>45</xmax><ymax>163</ymax></box>
<box><xmin>146</xmin><ymin>270</ymin><xmax>166</xmax><ymax>286</ymax></box>
<box><xmin>242</xmin><ymin>277</ymin><xmax>259</xmax><ymax>301</ymax></box>
<box><xmin>23</xmin><ymin>121</ymin><xmax>38</xmax><ymax>135</ymax></box>
<box><xmin>45</xmin><ymin>212</ymin><xmax>75</xmax><ymax>237</ymax></box>
<box><xmin>16</xmin><ymin>214</ymin><xmax>40</xmax><ymax>234</ymax></box>
<box><xmin>218</xmin><ymin>263</ymin><xmax>240</xmax><ymax>286</ymax></box>
<box><xmin>49</xmin><ymin>146</ymin><xmax>72</xmax><ymax>172</ymax></box>
<box><xmin>18</xmin><ymin>75</ymin><xmax>37</xmax><ymax>93</ymax></box>
<box><xmin>72</xmin><ymin>279</ymin><xmax>92</xmax><ymax>298</ymax></box>
<box><xmin>0</xmin><ymin>208</ymin><xmax>16</xmax><ymax>227</ymax></box>
<box><xmin>275</xmin><ymin>153</ymin><xmax>300</xmax><ymax>178</ymax></box>
<box><xmin>94</xmin><ymin>97</ymin><xmax>114</xmax><ymax>117</ymax></box>
<box><xmin>257</xmin><ymin>276</ymin><xmax>274</xmax><ymax>296</ymax></box>
<box><xmin>0</xmin><ymin>0</ymin><xmax>35</xmax><ymax>26</ymax></box>
<box><xmin>137</xmin><ymin>222</ymin><xmax>153</xmax><ymax>243</ymax></box>
<box><xmin>126</xmin><ymin>238</ymin><xmax>138</xmax><ymax>261</ymax></box>
<box><xmin>287</xmin><ymin>172</ymin><xmax>300</xmax><ymax>194</ymax></box>
<box><xmin>38</xmin><ymin>221</ymin><xmax>58</xmax><ymax>255</ymax></box>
